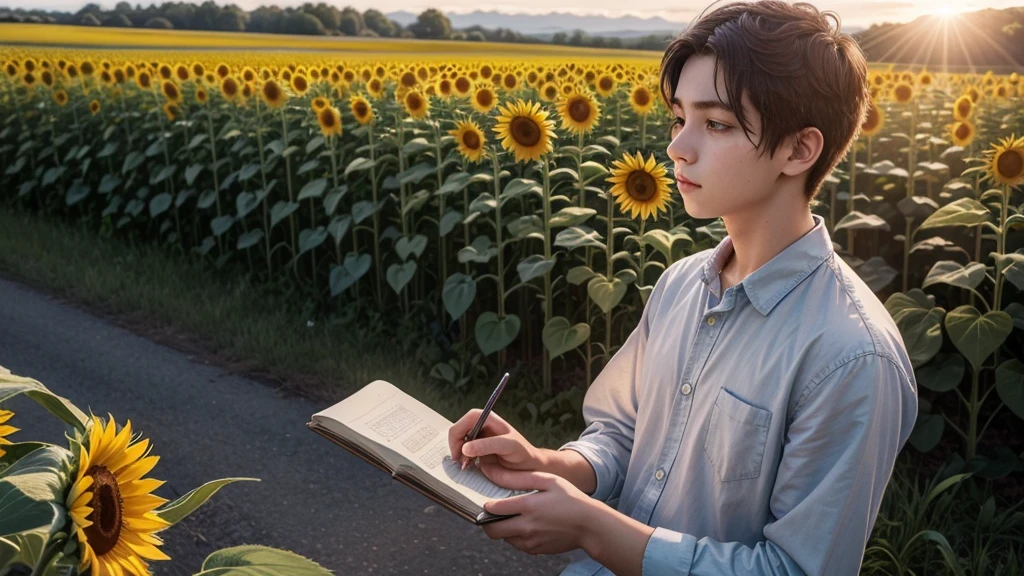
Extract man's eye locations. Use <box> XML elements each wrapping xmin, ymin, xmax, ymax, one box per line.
<box><xmin>707</xmin><ymin>120</ymin><xmax>729</xmax><ymax>131</ymax></box>
<box><xmin>669</xmin><ymin>117</ymin><xmax>684</xmax><ymax>138</ymax></box>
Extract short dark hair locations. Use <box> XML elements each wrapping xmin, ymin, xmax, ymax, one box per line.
<box><xmin>659</xmin><ymin>0</ymin><xmax>870</xmax><ymax>201</ymax></box>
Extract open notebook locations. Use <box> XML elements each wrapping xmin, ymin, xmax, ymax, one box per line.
<box><xmin>307</xmin><ymin>380</ymin><xmax>538</xmax><ymax>525</ymax></box>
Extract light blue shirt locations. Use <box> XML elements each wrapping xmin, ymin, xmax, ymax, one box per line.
<box><xmin>557</xmin><ymin>214</ymin><xmax>919</xmax><ymax>576</ymax></box>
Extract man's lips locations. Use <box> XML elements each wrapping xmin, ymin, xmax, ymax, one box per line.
<box><xmin>676</xmin><ymin>176</ymin><xmax>700</xmax><ymax>187</ymax></box>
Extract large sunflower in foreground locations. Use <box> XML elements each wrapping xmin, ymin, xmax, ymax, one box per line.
<box><xmin>981</xmin><ymin>134</ymin><xmax>1024</xmax><ymax>187</ymax></box>
<box><xmin>493</xmin><ymin>98</ymin><xmax>557</xmax><ymax>164</ymax></box>
<box><xmin>67</xmin><ymin>415</ymin><xmax>171</xmax><ymax>576</ymax></box>
<box><xmin>449</xmin><ymin>119</ymin><xmax>486</xmax><ymax>163</ymax></box>
<box><xmin>606</xmin><ymin>151</ymin><xmax>673</xmax><ymax>221</ymax></box>
<box><xmin>0</xmin><ymin>409</ymin><xmax>18</xmax><ymax>457</ymax></box>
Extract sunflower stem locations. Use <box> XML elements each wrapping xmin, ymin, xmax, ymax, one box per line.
<box><xmin>604</xmin><ymin>175</ymin><xmax>615</xmax><ymax>371</ymax></box>
<box><xmin>369</xmin><ymin>123</ymin><xmax>383</xmax><ymax>309</ymax></box>
<box><xmin>434</xmin><ymin>120</ymin><xmax>447</xmax><ymax>312</ymax></box>
<box><xmin>254</xmin><ymin>99</ymin><xmax>272</xmax><ymax>278</ymax></box>
<box><xmin>542</xmin><ymin>154</ymin><xmax>553</xmax><ymax>396</ymax></box>
<box><xmin>280</xmin><ymin>107</ymin><xmax>298</xmax><ymax>279</ymax></box>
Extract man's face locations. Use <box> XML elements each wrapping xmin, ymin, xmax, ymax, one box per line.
<box><xmin>665</xmin><ymin>54</ymin><xmax>790</xmax><ymax>220</ymax></box>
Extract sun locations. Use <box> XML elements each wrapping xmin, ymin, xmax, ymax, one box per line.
<box><xmin>934</xmin><ymin>4</ymin><xmax>964</xmax><ymax>18</ymax></box>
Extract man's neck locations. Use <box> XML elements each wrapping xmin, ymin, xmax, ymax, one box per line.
<box><xmin>719</xmin><ymin>199</ymin><xmax>816</xmax><ymax>288</ymax></box>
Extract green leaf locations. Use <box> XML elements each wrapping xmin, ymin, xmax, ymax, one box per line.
<box><xmin>297</xmin><ymin>178</ymin><xmax>328</xmax><ymax>202</ymax></box>
<box><xmin>327</xmin><ymin>215</ymin><xmax>351</xmax><ymax>247</ymax></box>
<box><xmin>439</xmin><ymin>210</ymin><xmax>462</xmax><ymax>237</ymax></box>
<box><xmin>922</xmin><ymin>261</ymin><xmax>987</xmax><ymax>291</ymax></box>
<box><xmin>517</xmin><ymin>254</ymin><xmax>557</xmax><ymax>283</ymax></box>
<box><xmin>442</xmin><ymin>273</ymin><xmax>476</xmax><ymax>323</ymax></box>
<box><xmin>149</xmin><ymin>193</ymin><xmax>173</xmax><ymax>218</ymax></box>
<box><xmin>323</xmin><ymin>185</ymin><xmax>348</xmax><ymax>216</ymax></box>
<box><xmin>640</xmin><ymin>229</ymin><xmax>690</xmax><ymax>261</ymax></box>
<box><xmin>351</xmin><ymin>199</ymin><xmax>383</xmax><ymax>224</ymax></box>
<box><xmin>457</xmin><ymin>235</ymin><xmax>496</xmax><ymax>264</ymax></box>
<box><xmin>64</xmin><ymin>180</ymin><xmax>90</xmax><ymax>207</ymax></box>
<box><xmin>834</xmin><ymin>211</ymin><xmax>890</xmax><ymax>232</ymax></box>
<box><xmin>0</xmin><ymin>446</ymin><xmax>71</xmax><ymax>568</ymax></box>
<box><xmin>587</xmin><ymin>276</ymin><xmax>627</xmax><ymax>314</ymax></box>
<box><xmin>270</xmin><ymin>201</ymin><xmax>299</xmax><ymax>228</ymax></box>
<box><xmin>238</xmin><ymin>163</ymin><xmax>261</xmax><ymax>182</ymax></box>
<box><xmin>567</xmin><ymin>265</ymin><xmax>597</xmax><ymax>286</ymax></box>
<box><xmin>98</xmin><ymin>174</ymin><xmax>122</xmax><ymax>194</ymax></box>
<box><xmin>386</xmin><ymin>261</ymin><xmax>417</xmax><ymax>294</ymax></box>
<box><xmin>917</xmin><ymin>197</ymin><xmax>990</xmax><ymax>232</ymax></box>
<box><xmin>122</xmin><ymin>151</ymin><xmax>145</xmax><ymax>174</ymax></box>
<box><xmin>542</xmin><ymin>316</ymin><xmax>590</xmax><ymax>360</ymax></box>
<box><xmin>944</xmin><ymin>306</ymin><xmax>1013</xmax><ymax>372</ymax></box>
<box><xmin>196</xmin><ymin>544</ymin><xmax>332</xmax><ymax>575</ymax></box>
<box><xmin>42</xmin><ymin>166</ymin><xmax>65</xmax><ymax>187</ymax></box>
<box><xmin>908</xmin><ymin>412</ymin><xmax>944</xmax><ymax>453</ymax></box>
<box><xmin>211</xmin><ymin>215</ymin><xmax>234</xmax><ymax>237</ymax></box>
<box><xmin>555</xmin><ymin>226</ymin><xmax>605</xmax><ymax>251</ymax></box>
<box><xmin>995</xmin><ymin>359</ymin><xmax>1024</xmax><ymax>420</ymax></box>
<box><xmin>0</xmin><ymin>372</ymin><xmax>87</xmax><ymax>433</ymax></box>
<box><xmin>550</xmin><ymin>207</ymin><xmax>596</xmax><ymax>228</ymax></box>
<box><xmin>403</xmin><ymin>137</ymin><xmax>433</xmax><ymax>156</ymax></box>
<box><xmin>344</xmin><ymin>157</ymin><xmax>376</xmax><ymax>178</ymax></box>
<box><xmin>394</xmin><ymin>234</ymin><xmax>428</xmax><ymax>261</ymax></box>
<box><xmin>235</xmin><ymin>192</ymin><xmax>259</xmax><ymax>219</ymax></box>
<box><xmin>236</xmin><ymin>229</ymin><xmax>264</xmax><ymax>251</ymax></box>
<box><xmin>298</xmin><ymin>227</ymin><xmax>328</xmax><ymax>255</ymax></box>
<box><xmin>197</xmin><ymin>189</ymin><xmax>219</xmax><ymax>210</ymax></box>
<box><xmin>468</xmin><ymin>192</ymin><xmax>496</xmax><ymax>215</ymax></box>
<box><xmin>917</xmin><ymin>355</ymin><xmax>965</xmax><ymax>393</ymax></box>
<box><xmin>151</xmin><ymin>164</ymin><xmax>176</xmax><ymax>185</ymax></box>
<box><xmin>154</xmin><ymin>478</ymin><xmax>259</xmax><ymax>527</ymax></box>
<box><xmin>329</xmin><ymin>253</ymin><xmax>371</xmax><ymax>296</ymax></box>
<box><xmin>884</xmin><ymin>290</ymin><xmax>946</xmax><ymax>369</ymax></box>
<box><xmin>507</xmin><ymin>215</ymin><xmax>543</xmax><ymax>239</ymax></box>
<box><xmin>437</xmin><ymin>172</ymin><xmax>472</xmax><ymax>196</ymax></box>
<box><xmin>475</xmin><ymin>312</ymin><xmax>521</xmax><ymax>355</ymax></box>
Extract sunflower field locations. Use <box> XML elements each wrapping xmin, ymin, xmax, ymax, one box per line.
<box><xmin>1</xmin><ymin>33</ymin><xmax>1024</xmax><ymax>572</ymax></box>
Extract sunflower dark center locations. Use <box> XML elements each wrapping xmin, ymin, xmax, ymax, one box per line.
<box><xmin>407</xmin><ymin>93</ymin><xmax>423</xmax><ymax>110</ymax></box>
<box><xmin>955</xmin><ymin>123</ymin><xmax>971</xmax><ymax>140</ymax></box>
<box><xmin>626</xmin><ymin>171</ymin><xmax>656</xmax><ymax>201</ymax></box>
<box><xmin>401</xmin><ymin>72</ymin><xmax>416</xmax><ymax>87</ymax></box>
<box><xmin>455</xmin><ymin>77</ymin><xmax>470</xmax><ymax>92</ymax></box>
<box><xmin>633</xmin><ymin>88</ymin><xmax>650</xmax><ymax>107</ymax></box>
<box><xmin>264</xmin><ymin>83</ymin><xmax>280</xmax><ymax>100</ymax></box>
<box><xmin>997</xmin><ymin>149</ymin><xmax>1024</xmax><ymax>180</ymax></box>
<box><xmin>599</xmin><ymin>77</ymin><xmax>613</xmax><ymax>91</ymax></box>
<box><xmin>568</xmin><ymin>97</ymin><xmax>592</xmax><ymax>123</ymax></box>
<box><xmin>320</xmin><ymin>110</ymin><xmax>336</xmax><ymax>127</ymax></box>
<box><xmin>510</xmin><ymin>117</ymin><xmax>541</xmax><ymax>147</ymax></box>
<box><xmin>504</xmin><ymin>76</ymin><xmax>516</xmax><ymax>89</ymax></box>
<box><xmin>294</xmin><ymin>77</ymin><xmax>307</xmax><ymax>91</ymax></box>
<box><xmin>476</xmin><ymin>90</ymin><xmax>493</xmax><ymax>107</ymax></box>
<box><xmin>354</xmin><ymin>101</ymin><xmax>368</xmax><ymax>117</ymax></box>
<box><xmin>462</xmin><ymin>130</ymin><xmax>481</xmax><ymax>150</ymax></box>
<box><xmin>83</xmin><ymin>465</ymin><xmax>123</xmax><ymax>557</ymax></box>
<box><xmin>895</xmin><ymin>85</ymin><xmax>912</xmax><ymax>102</ymax></box>
<box><xmin>957</xmin><ymin>100</ymin><xmax>971</xmax><ymax>117</ymax></box>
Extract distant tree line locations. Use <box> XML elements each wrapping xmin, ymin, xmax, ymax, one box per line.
<box><xmin>0</xmin><ymin>1</ymin><xmax>672</xmax><ymax>50</ymax></box>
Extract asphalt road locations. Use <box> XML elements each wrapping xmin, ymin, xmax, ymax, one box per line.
<box><xmin>0</xmin><ymin>275</ymin><xmax>574</xmax><ymax>576</ymax></box>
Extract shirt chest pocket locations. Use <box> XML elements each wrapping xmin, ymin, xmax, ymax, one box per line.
<box><xmin>703</xmin><ymin>388</ymin><xmax>773</xmax><ymax>482</ymax></box>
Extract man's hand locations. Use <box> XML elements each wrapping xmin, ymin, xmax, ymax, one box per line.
<box><xmin>478</xmin><ymin>462</ymin><xmax>600</xmax><ymax>555</ymax></box>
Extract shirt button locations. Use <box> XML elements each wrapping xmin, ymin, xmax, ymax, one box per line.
<box><xmin>681</xmin><ymin>383</ymin><xmax>692</xmax><ymax>396</ymax></box>
<box><xmin>655</xmin><ymin>469</ymin><xmax>665</xmax><ymax>481</ymax></box>
<box><xmin>707</xmin><ymin>316</ymin><xmax>716</xmax><ymax>326</ymax></box>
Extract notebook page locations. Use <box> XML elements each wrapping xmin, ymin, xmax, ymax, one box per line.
<box><xmin>313</xmin><ymin>380</ymin><xmax>537</xmax><ymax>507</ymax></box>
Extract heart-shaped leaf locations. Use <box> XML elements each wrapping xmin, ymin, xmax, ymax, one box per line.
<box><xmin>555</xmin><ymin>226</ymin><xmax>605</xmax><ymax>251</ymax></box>
<box><xmin>298</xmin><ymin>226</ymin><xmax>328</xmax><ymax>255</ymax></box>
<box><xmin>329</xmin><ymin>253</ymin><xmax>372</xmax><ymax>296</ymax></box>
<box><xmin>543</xmin><ymin>316</ymin><xmax>591</xmax><ymax>359</ymax></box>
<box><xmin>475</xmin><ymin>312</ymin><xmax>521</xmax><ymax>355</ymax></box>
<box><xmin>916</xmin><ymin>354</ymin><xmax>965</xmax><ymax>393</ymax></box>
<box><xmin>395</xmin><ymin>234</ymin><xmax>428</xmax><ymax>261</ymax></box>
<box><xmin>944</xmin><ymin>305</ymin><xmax>1013</xmax><ymax>372</ymax></box>
<box><xmin>236</xmin><ymin>229</ymin><xmax>264</xmax><ymax>251</ymax></box>
<box><xmin>588</xmin><ymin>276</ymin><xmax>627</xmax><ymax>314</ymax></box>
<box><xmin>834</xmin><ymin>211</ymin><xmax>890</xmax><ymax>232</ymax></box>
<box><xmin>517</xmin><ymin>254</ymin><xmax>557</xmax><ymax>283</ymax></box>
<box><xmin>922</xmin><ymin>261</ymin><xmax>987</xmax><ymax>290</ymax></box>
<box><xmin>995</xmin><ymin>359</ymin><xmax>1024</xmax><ymax>420</ymax></box>
<box><xmin>386</xmin><ymin>261</ymin><xmax>417</xmax><ymax>294</ymax></box>
<box><xmin>442</xmin><ymin>273</ymin><xmax>477</xmax><ymax>323</ymax></box>
<box><xmin>884</xmin><ymin>290</ymin><xmax>946</xmax><ymax>369</ymax></box>
<box><xmin>198</xmin><ymin>544</ymin><xmax>332</xmax><ymax>575</ymax></box>
<box><xmin>297</xmin><ymin>178</ymin><xmax>328</xmax><ymax>201</ymax></box>
<box><xmin>270</xmin><ymin>201</ymin><xmax>299</xmax><ymax>228</ymax></box>
<box><xmin>917</xmin><ymin>197</ymin><xmax>990</xmax><ymax>232</ymax></box>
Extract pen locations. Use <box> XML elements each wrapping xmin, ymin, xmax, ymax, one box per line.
<box><xmin>461</xmin><ymin>371</ymin><xmax>510</xmax><ymax>470</ymax></box>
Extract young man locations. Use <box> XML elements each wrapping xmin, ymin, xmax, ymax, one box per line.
<box><xmin>448</xmin><ymin>2</ymin><xmax>919</xmax><ymax>574</ymax></box>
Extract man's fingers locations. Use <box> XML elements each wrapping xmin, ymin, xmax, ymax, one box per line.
<box><xmin>479</xmin><ymin>462</ymin><xmax>550</xmax><ymax>491</ymax></box>
<box><xmin>463</xmin><ymin>436</ymin><xmax>516</xmax><ymax>458</ymax></box>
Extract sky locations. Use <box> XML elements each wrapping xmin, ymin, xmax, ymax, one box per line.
<box><xmin>16</xmin><ymin>0</ymin><xmax>1024</xmax><ymax>29</ymax></box>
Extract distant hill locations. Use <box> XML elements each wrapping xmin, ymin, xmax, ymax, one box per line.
<box><xmin>854</xmin><ymin>8</ymin><xmax>1024</xmax><ymax>71</ymax></box>
<box><xmin>387</xmin><ymin>9</ymin><xmax>864</xmax><ymax>38</ymax></box>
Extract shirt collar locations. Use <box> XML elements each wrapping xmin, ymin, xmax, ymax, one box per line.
<box><xmin>700</xmin><ymin>213</ymin><xmax>834</xmax><ymax>316</ymax></box>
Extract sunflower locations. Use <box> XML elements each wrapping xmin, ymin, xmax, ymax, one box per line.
<box><xmin>66</xmin><ymin>415</ymin><xmax>171</xmax><ymax>576</ymax></box>
<box><xmin>316</xmin><ymin>106</ymin><xmax>343</xmax><ymax>138</ymax></box>
<box><xmin>136</xmin><ymin>71</ymin><xmax>152</xmax><ymax>90</ymax></box>
<box><xmin>174</xmin><ymin>64</ymin><xmax>190</xmax><ymax>82</ymax></box>
<box><xmin>953</xmin><ymin>95</ymin><xmax>973</xmax><ymax>121</ymax></box>
<box><xmin>981</xmin><ymin>134</ymin><xmax>1024</xmax><ymax>187</ymax></box>
<box><xmin>403</xmin><ymin>90</ymin><xmax>429</xmax><ymax>119</ymax></box>
<box><xmin>366</xmin><ymin>77</ymin><xmax>385</xmax><ymax>99</ymax></box>
<box><xmin>950</xmin><ymin>120</ymin><xmax>975</xmax><ymax>147</ymax></box>
<box><xmin>860</xmin><ymin>99</ymin><xmax>884</xmax><ymax>137</ymax></box>
<box><xmin>161</xmin><ymin>80</ymin><xmax>181</xmax><ymax>104</ymax></box>
<box><xmin>89</xmin><ymin>100</ymin><xmax>101</xmax><ymax>115</ymax></box>
<box><xmin>630</xmin><ymin>84</ymin><xmax>657</xmax><ymax>116</ymax></box>
<box><xmin>221</xmin><ymin>76</ymin><xmax>240</xmax><ymax>102</ymax></box>
<box><xmin>350</xmin><ymin>95</ymin><xmax>374</xmax><ymax>125</ymax></box>
<box><xmin>449</xmin><ymin>119</ymin><xmax>486</xmax><ymax>163</ymax></box>
<box><xmin>53</xmin><ymin>89</ymin><xmax>69</xmax><ymax>107</ymax></box>
<box><xmin>556</xmin><ymin>90</ymin><xmax>601</xmax><ymax>135</ymax></box>
<box><xmin>261</xmin><ymin>79</ymin><xmax>287</xmax><ymax>109</ymax></box>
<box><xmin>891</xmin><ymin>82</ymin><xmax>914</xmax><ymax>103</ymax></box>
<box><xmin>452</xmin><ymin>75</ymin><xmax>473</xmax><ymax>98</ymax></box>
<box><xmin>0</xmin><ymin>409</ymin><xmax>18</xmax><ymax>457</ymax></box>
<box><xmin>538</xmin><ymin>81</ymin><xmax>559</xmax><ymax>103</ymax></box>
<box><xmin>195</xmin><ymin>87</ymin><xmax>208</xmax><ymax>104</ymax></box>
<box><xmin>291</xmin><ymin>73</ymin><xmax>309</xmax><ymax>95</ymax></box>
<box><xmin>606</xmin><ymin>151</ymin><xmax>674</xmax><ymax>221</ymax></box>
<box><xmin>311</xmin><ymin>96</ymin><xmax>329</xmax><ymax>112</ymax></box>
<box><xmin>162</xmin><ymin>101</ymin><xmax>178</xmax><ymax>122</ymax></box>
<box><xmin>595</xmin><ymin>74</ymin><xmax>617</xmax><ymax>97</ymax></box>
<box><xmin>493</xmin><ymin>98</ymin><xmax>557</xmax><ymax>164</ymax></box>
<box><xmin>471</xmin><ymin>83</ymin><xmax>498</xmax><ymax>114</ymax></box>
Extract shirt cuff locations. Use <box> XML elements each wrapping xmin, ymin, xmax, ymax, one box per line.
<box><xmin>642</xmin><ymin>527</ymin><xmax>697</xmax><ymax>576</ymax></box>
<box><xmin>556</xmin><ymin>440</ymin><xmax>618</xmax><ymax>503</ymax></box>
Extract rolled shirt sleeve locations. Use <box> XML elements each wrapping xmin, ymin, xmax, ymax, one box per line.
<box><xmin>639</xmin><ymin>352</ymin><xmax>917</xmax><ymax>575</ymax></box>
<box><xmin>556</xmin><ymin>269</ymin><xmax>671</xmax><ymax>505</ymax></box>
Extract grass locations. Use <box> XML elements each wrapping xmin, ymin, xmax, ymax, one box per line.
<box><xmin>0</xmin><ymin>205</ymin><xmax>584</xmax><ymax>451</ymax></box>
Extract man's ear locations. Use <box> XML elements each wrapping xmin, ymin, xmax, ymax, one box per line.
<box><xmin>780</xmin><ymin>127</ymin><xmax>824</xmax><ymax>177</ymax></box>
